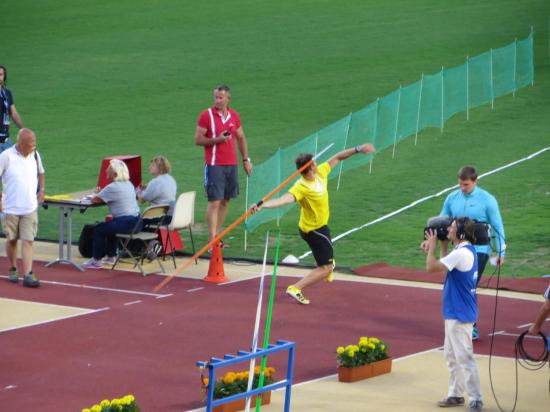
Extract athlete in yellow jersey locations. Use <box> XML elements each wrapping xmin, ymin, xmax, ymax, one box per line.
<box><xmin>252</xmin><ymin>143</ymin><xmax>375</xmax><ymax>304</ymax></box>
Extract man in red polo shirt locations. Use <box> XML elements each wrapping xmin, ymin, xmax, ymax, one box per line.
<box><xmin>195</xmin><ymin>85</ymin><xmax>253</xmax><ymax>244</ymax></box>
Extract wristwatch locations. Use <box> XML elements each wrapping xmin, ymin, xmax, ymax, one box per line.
<box><xmin>243</xmin><ymin>157</ymin><xmax>251</xmax><ymax>163</ymax></box>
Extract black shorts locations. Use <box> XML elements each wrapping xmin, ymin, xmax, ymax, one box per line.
<box><xmin>204</xmin><ymin>165</ymin><xmax>239</xmax><ymax>201</ymax></box>
<box><xmin>299</xmin><ymin>225</ymin><xmax>334</xmax><ymax>267</ymax></box>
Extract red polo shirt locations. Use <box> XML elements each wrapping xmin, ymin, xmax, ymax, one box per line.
<box><xmin>197</xmin><ymin>106</ymin><xmax>241</xmax><ymax>166</ymax></box>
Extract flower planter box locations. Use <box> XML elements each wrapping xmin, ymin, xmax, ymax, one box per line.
<box><xmin>338</xmin><ymin>358</ymin><xmax>392</xmax><ymax>383</ymax></box>
<box><xmin>213</xmin><ymin>391</ymin><xmax>271</xmax><ymax>412</ymax></box>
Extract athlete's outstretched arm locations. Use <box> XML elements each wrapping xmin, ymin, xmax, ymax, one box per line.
<box><xmin>327</xmin><ymin>143</ymin><xmax>375</xmax><ymax>169</ymax></box>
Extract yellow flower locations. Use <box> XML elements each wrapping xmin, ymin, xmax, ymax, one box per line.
<box><xmin>202</xmin><ymin>378</ymin><xmax>209</xmax><ymax>386</ymax></box>
<box><xmin>100</xmin><ymin>399</ymin><xmax>110</xmax><ymax>407</ymax></box>
<box><xmin>368</xmin><ymin>343</ymin><xmax>376</xmax><ymax>349</ymax></box>
<box><xmin>224</xmin><ymin>372</ymin><xmax>236</xmax><ymax>384</ymax></box>
<box><xmin>360</xmin><ymin>336</ymin><xmax>369</xmax><ymax>341</ymax></box>
<box><xmin>267</xmin><ymin>367</ymin><xmax>275</xmax><ymax>374</ymax></box>
<box><xmin>336</xmin><ymin>346</ymin><xmax>345</xmax><ymax>355</ymax></box>
<box><xmin>111</xmin><ymin>398</ymin><xmax>121</xmax><ymax>407</ymax></box>
<box><xmin>369</xmin><ymin>337</ymin><xmax>380</xmax><ymax>344</ymax></box>
<box><xmin>124</xmin><ymin>394</ymin><xmax>135</xmax><ymax>403</ymax></box>
<box><xmin>90</xmin><ymin>406</ymin><xmax>101</xmax><ymax>412</ymax></box>
<box><xmin>254</xmin><ymin>365</ymin><xmax>261</xmax><ymax>374</ymax></box>
<box><xmin>82</xmin><ymin>409</ymin><xmax>91</xmax><ymax>412</ymax></box>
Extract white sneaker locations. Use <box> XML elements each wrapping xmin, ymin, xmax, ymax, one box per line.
<box><xmin>101</xmin><ymin>256</ymin><xmax>117</xmax><ymax>265</ymax></box>
<box><xmin>82</xmin><ymin>258</ymin><xmax>103</xmax><ymax>270</ymax></box>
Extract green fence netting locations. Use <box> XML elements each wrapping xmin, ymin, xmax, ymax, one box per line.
<box><xmin>245</xmin><ymin>32</ymin><xmax>534</xmax><ymax>231</ymax></box>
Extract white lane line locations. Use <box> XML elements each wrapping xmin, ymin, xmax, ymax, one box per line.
<box><xmin>187</xmin><ymin>287</ymin><xmax>205</xmax><ymax>292</ymax></box>
<box><xmin>0</xmin><ymin>307</ymin><xmax>110</xmax><ymax>334</ymax></box>
<box><xmin>124</xmin><ymin>300</ymin><xmax>142</xmax><ymax>306</ymax></box>
<box><xmin>517</xmin><ymin>323</ymin><xmax>533</xmax><ymax>328</ymax></box>
<box><xmin>156</xmin><ymin>293</ymin><xmax>173</xmax><ymax>299</ymax></box>
<box><xmin>0</xmin><ymin>276</ymin><xmax>169</xmax><ymax>298</ymax></box>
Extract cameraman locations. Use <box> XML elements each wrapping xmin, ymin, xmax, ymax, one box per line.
<box><xmin>421</xmin><ymin>218</ymin><xmax>483</xmax><ymax>411</ymax></box>
<box><xmin>440</xmin><ymin>165</ymin><xmax>506</xmax><ymax>340</ymax></box>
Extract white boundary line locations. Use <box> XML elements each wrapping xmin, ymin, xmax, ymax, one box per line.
<box><xmin>0</xmin><ymin>306</ymin><xmax>110</xmax><ymax>334</ymax></box>
<box><xmin>0</xmin><ymin>275</ymin><xmax>171</xmax><ymax>298</ymax></box>
<box><xmin>299</xmin><ymin>147</ymin><xmax>550</xmax><ymax>260</ymax></box>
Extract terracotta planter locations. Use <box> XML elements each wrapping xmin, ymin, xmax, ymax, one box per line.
<box><xmin>213</xmin><ymin>391</ymin><xmax>271</xmax><ymax>412</ymax></box>
<box><xmin>338</xmin><ymin>358</ymin><xmax>392</xmax><ymax>383</ymax></box>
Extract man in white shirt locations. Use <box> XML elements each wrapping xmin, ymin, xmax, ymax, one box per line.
<box><xmin>422</xmin><ymin>217</ymin><xmax>483</xmax><ymax>411</ymax></box>
<box><xmin>0</xmin><ymin>128</ymin><xmax>45</xmax><ymax>287</ymax></box>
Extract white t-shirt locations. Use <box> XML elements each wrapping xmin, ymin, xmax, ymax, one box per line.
<box><xmin>440</xmin><ymin>242</ymin><xmax>475</xmax><ymax>272</ymax></box>
<box><xmin>0</xmin><ymin>146</ymin><xmax>45</xmax><ymax>215</ymax></box>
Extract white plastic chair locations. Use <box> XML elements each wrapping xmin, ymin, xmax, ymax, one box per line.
<box><xmin>165</xmin><ymin>191</ymin><xmax>196</xmax><ymax>267</ymax></box>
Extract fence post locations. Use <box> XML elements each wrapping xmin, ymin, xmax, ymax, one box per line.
<box><xmin>490</xmin><ymin>48</ymin><xmax>495</xmax><ymax>109</ymax></box>
<box><xmin>392</xmin><ymin>86</ymin><xmax>401</xmax><ymax>158</ymax></box>
<box><xmin>336</xmin><ymin>113</ymin><xmax>352</xmax><ymax>191</ymax></box>
<box><xmin>513</xmin><ymin>38</ymin><xmax>517</xmax><ymax>97</ymax></box>
<box><xmin>440</xmin><ymin>66</ymin><xmax>444</xmax><ymax>133</ymax></box>
<box><xmin>531</xmin><ymin>25</ymin><xmax>535</xmax><ymax>86</ymax></box>
<box><xmin>415</xmin><ymin>73</ymin><xmax>424</xmax><ymax>145</ymax></box>
<box><xmin>373</xmin><ymin>96</ymin><xmax>380</xmax><ymax>155</ymax></box>
<box><xmin>466</xmin><ymin>57</ymin><xmax>470</xmax><ymax>121</ymax></box>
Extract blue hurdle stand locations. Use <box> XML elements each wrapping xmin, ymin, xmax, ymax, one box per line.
<box><xmin>196</xmin><ymin>340</ymin><xmax>295</xmax><ymax>412</ymax></box>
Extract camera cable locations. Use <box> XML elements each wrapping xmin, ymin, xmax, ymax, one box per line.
<box><xmin>486</xmin><ymin>231</ymin><xmax>549</xmax><ymax>412</ymax></box>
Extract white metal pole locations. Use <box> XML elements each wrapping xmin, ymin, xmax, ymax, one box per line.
<box><xmin>336</xmin><ymin>113</ymin><xmax>352</xmax><ymax>191</ymax></box>
<box><xmin>466</xmin><ymin>57</ymin><xmax>470</xmax><ymax>121</ymax></box>
<box><xmin>440</xmin><ymin>66</ymin><xmax>444</xmax><ymax>133</ymax></box>
<box><xmin>244</xmin><ymin>231</ymin><xmax>270</xmax><ymax>412</ymax></box>
<box><xmin>392</xmin><ymin>86</ymin><xmax>401</xmax><ymax>158</ymax></box>
<box><xmin>244</xmin><ymin>176</ymin><xmax>249</xmax><ymax>251</ymax></box>
<box><xmin>414</xmin><ymin>73</ymin><xmax>424</xmax><ymax>145</ymax></box>
<box><xmin>491</xmin><ymin>49</ymin><xmax>495</xmax><ymax>109</ymax></box>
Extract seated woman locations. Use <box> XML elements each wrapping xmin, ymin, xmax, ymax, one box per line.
<box><xmin>82</xmin><ymin>159</ymin><xmax>141</xmax><ymax>269</ymax></box>
<box><xmin>137</xmin><ymin>155</ymin><xmax>177</xmax><ymax>225</ymax></box>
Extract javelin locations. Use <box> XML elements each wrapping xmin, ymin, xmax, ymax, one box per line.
<box><xmin>152</xmin><ymin>142</ymin><xmax>335</xmax><ymax>292</ymax></box>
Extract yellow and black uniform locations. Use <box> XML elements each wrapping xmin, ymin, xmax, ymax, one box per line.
<box><xmin>288</xmin><ymin>162</ymin><xmax>334</xmax><ymax>267</ymax></box>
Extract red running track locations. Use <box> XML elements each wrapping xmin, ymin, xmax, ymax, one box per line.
<box><xmin>0</xmin><ymin>260</ymin><xmax>542</xmax><ymax>411</ymax></box>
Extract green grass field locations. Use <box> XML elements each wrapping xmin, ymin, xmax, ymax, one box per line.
<box><xmin>2</xmin><ymin>0</ymin><xmax>549</xmax><ymax>277</ymax></box>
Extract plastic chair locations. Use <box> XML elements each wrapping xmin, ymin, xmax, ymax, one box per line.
<box><xmin>112</xmin><ymin>204</ymin><xmax>169</xmax><ymax>276</ymax></box>
<box><xmin>164</xmin><ymin>191</ymin><xmax>196</xmax><ymax>268</ymax></box>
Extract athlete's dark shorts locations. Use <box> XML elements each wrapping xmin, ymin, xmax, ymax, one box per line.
<box><xmin>299</xmin><ymin>225</ymin><xmax>334</xmax><ymax>267</ymax></box>
<box><xmin>204</xmin><ymin>165</ymin><xmax>239</xmax><ymax>201</ymax></box>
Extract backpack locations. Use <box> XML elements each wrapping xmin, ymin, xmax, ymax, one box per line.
<box><xmin>78</xmin><ymin>223</ymin><xmax>97</xmax><ymax>258</ymax></box>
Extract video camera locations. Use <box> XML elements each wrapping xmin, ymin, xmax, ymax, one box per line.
<box><xmin>424</xmin><ymin>215</ymin><xmax>490</xmax><ymax>245</ymax></box>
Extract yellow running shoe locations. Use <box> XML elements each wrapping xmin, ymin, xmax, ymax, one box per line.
<box><xmin>286</xmin><ymin>285</ymin><xmax>310</xmax><ymax>305</ymax></box>
<box><xmin>326</xmin><ymin>259</ymin><xmax>336</xmax><ymax>283</ymax></box>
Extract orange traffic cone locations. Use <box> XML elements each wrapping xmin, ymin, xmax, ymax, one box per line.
<box><xmin>203</xmin><ymin>241</ymin><xmax>230</xmax><ymax>283</ymax></box>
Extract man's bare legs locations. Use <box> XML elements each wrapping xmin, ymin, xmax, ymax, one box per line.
<box><xmin>206</xmin><ymin>199</ymin><xmax>229</xmax><ymax>243</ymax></box>
<box><xmin>6</xmin><ymin>239</ymin><xmax>34</xmax><ymax>274</ymax></box>
<box><xmin>6</xmin><ymin>239</ymin><xmax>17</xmax><ymax>269</ymax></box>
<box><xmin>21</xmin><ymin>240</ymin><xmax>34</xmax><ymax>274</ymax></box>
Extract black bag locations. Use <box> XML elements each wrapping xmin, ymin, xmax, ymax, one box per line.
<box><xmin>78</xmin><ymin>223</ymin><xmax>97</xmax><ymax>258</ymax></box>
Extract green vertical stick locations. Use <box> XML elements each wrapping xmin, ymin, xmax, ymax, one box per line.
<box><xmin>254</xmin><ymin>230</ymin><xmax>281</xmax><ymax>412</ymax></box>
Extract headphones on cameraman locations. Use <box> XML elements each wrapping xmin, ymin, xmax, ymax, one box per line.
<box><xmin>455</xmin><ymin>217</ymin><xmax>471</xmax><ymax>240</ymax></box>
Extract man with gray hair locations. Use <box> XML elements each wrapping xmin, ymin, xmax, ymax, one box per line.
<box><xmin>0</xmin><ymin>128</ymin><xmax>45</xmax><ymax>287</ymax></box>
